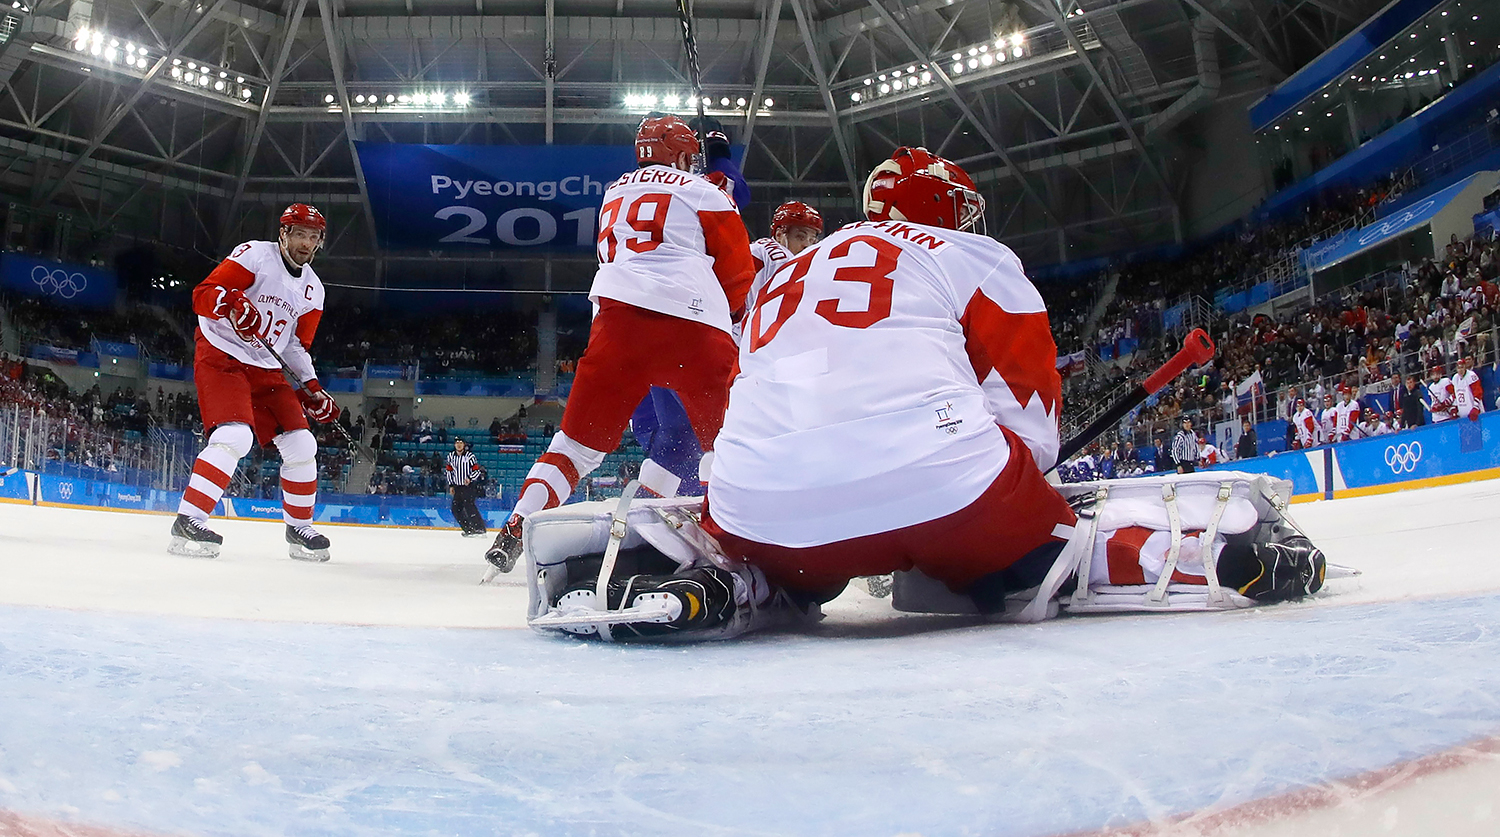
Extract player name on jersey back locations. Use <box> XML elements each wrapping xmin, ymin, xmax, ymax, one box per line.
<box><xmin>711</xmin><ymin>219</ymin><xmax>1060</xmax><ymax>547</ymax></box>
<box><xmin>588</xmin><ymin>166</ymin><xmax>744</xmax><ymax>333</ymax></box>
<box><xmin>198</xmin><ymin>240</ymin><xmax>324</xmax><ymax>370</ymax></box>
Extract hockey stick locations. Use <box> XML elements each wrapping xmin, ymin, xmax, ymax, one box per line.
<box><xmin>674</xmin><ymin>0</ymin><xmax>709</xmax><ymax>166</ymax></box>
<box><xmin>247</xmin><ymin>334</ymin><xmax>366</xmax><ymax>462</ymax></box>
<box><xmin>1052</xmin><ymin>327</ymin><xmax>1216</xmax><ymax>469</ymax></box>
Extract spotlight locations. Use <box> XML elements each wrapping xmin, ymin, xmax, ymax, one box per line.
<box><xmin>735</xmin><ymin>97</ymin><xmax>746</xmax><ymax>107</ymax></box>
<box><xmin>879</xmin><ymin>83</ymin><xmax>890</xmax><ymax>93</ymax></box>
<box><xmin>952</xmin><ymin>62</ymin><xmax>963</xmax><ymax>74</ymax></box>
<box><xmin>240</xmin><ymin>88</ymin><xmax>252</xmax><ymax>99</ymax></box>
<box><xmin>865</xmin><ymin>78</ymin><xmax>873</xmax><ymax>85</ymax></box>
<box><xmin>170</xmin><ymin>67</ymin><xmax>182</xmax><ymax>79</ymax></box>
<box><xmin>892</xmin><ymin>79</ymin><xmax>903</xmax><ymax>89</ymax></box>
<box><xmin>720</xmin><ymin>96</ymin><xmax>730</xmax><ymax>106</ymax></box>
<box><xmin>385</xmin><ymin>94</ymin><xmax>396</xmax><ymax>103</ymax></box>
<box><xmin>1013</xmin><ymin>46</ymin><xmax>1023</xmax><ymax>57</ymax></box>
<box><xmin>981</xmin><ymin>54</ymin><xmax>993</xmax><ymax>66</ymax></box>
<box><xmin>968</xmin><ymin>58</ymin><xmax>978</xmax><ymax>69</ymax></box>
<box><xmin>454</xmin><ymin>92</ymin><xmax>470</xmax><ymax>106</ymax></box>
<box><xmin>851</xmin><ymin>91</ymin><xmax>861</xmax><ymax>102</ymax></box>
<box><xmin>355</xmin><ymin>94</ymin><xmax>366</xmax><ymax>104</ymax></box>
<box><xmin>324</xmin><ymin>93</ymin><xmax>335</xmax><ymax>103</ymax></box>
<box><xmin>763</xmin><ymin>97</ymin><xmax>773</xmax><ymax>107</ymax></box>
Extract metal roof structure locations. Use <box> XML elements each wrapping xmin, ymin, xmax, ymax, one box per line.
<box><xmin>0</xmin><ymin>0</ymin><xmax>1389</xmax><ymax>291</ymax></box>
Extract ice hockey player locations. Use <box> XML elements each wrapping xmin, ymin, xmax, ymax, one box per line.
<box><xmin>1319</xmin><ymin>394</ymin><xmax>1339</xmax><ymax>444</ymax></box>
<box><xmin>518</xmin><ymin>147</ymin><xmax>1326</xmax><ymax>641</ymax></box>
<box><xmin>1426</xmin><ymin>365</ymin><xmax>1457</xmax><ymax>423</ymax></box>
<box><xmin>747</xmin><ymin>201</ymin><xmax>823</xmax><ymax>315</ymax></box>
<box><xmin>1291</xmin><ymin>397</ymin><xmax>1318</xmax><ymax>449</ymax></box>
<box><xmin>1452</xmin><ymin>355</ymin><xmax>1484</xmax><ymax>421</ymax></box>
<box><xmin>168</xmin><ymin>203</ymin><xmax>340</xmax><ymax>561</ymax></box>
<box><xmin>1333</xmin><ymin>385</ymin><xmax>1361</xmax><ymax>442</ymax></box>
<box><xmin>483</xmin><ymin>114</ymin><xmax>755</xmax><ymax>573</ymax></box>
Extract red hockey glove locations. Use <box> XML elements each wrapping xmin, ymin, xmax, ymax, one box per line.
<box><xmin>1470</xmin><ymin>407</ymin><xmax>1481</xmax><ymax>422</ymax></box>
<box><xmin>215</xmin><ymin>288</ymin><xmax>264</xmax><ymax>340</ymax></box>
<box><xmin>299</xmin><ymin>379</ymin><xmax>339</xmax><ymax>424</ymax></box>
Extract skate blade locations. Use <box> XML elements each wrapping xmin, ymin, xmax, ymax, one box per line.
<box><xmin>168</xmin><ymin>537</ymin><xmax>220</xmax><ymax>559</ymax></box>
<box><xmin>479</xmin><ymin>565</ymin><xmax>502</xmax><ymax>585</ymax></box>
<box><xmin>531</xmin><ymin>599</ymin><xmax>675</xmax><ymax>636</ymax></box>
<box><xmin>1324</xmin><ymin>562</ymin><xmax>1361</xmax><ymax>579</ymax></box>
<box><xmin>288</xmin><ymin>545</ymin><xmax>331</xmax><ymax>562</ymax></box>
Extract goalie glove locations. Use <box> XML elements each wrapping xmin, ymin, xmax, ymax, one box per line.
<box><xmin>214</xmin><ymin>288</ymin><xmax>264</xmax><ymax>340</ymax></box>
<box><xmin>299</xmin><ymin>379</ymin><xmax>339</xmax><ymax>424</ymax></box>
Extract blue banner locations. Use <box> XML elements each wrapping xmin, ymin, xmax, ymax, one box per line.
<box><xmin>357</xmin><ymin>142</ymin><xmax>745</xmax><ymax>252</ymax></box>
<box><xmin>93</xmin><ymin>339</ymin><xmax>140</xmax><ymax>358</ymax></box>
<box><xmin>1302</xmin><ymin>174</ymin><xmax>1478</xmax><ymax>272</ymax></box>
<box><xmin>357</xmin><ymin>143</ymin><xmax>631</xmax><ymax>251</ymax></box>
<box><xmin>1</xmin><ymin>253</ymin><xmax>118</xmax><ymax>308</ymax></box>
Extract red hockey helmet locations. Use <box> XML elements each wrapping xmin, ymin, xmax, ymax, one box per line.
<box><xmin>636</xmin><ymin>114</ymin><xmax>700</xmax><ymax>167</ymax></box>
<box><xmin>280</xmin><ymin>203</ymin><xmax>326</xmax><ymax>232</ymax></box>
<box><xmin>863</xmin><ymin>146</ymin><xmax>985</xmax><ymax>232</ymax></box>
<box><xmin>771</xmin><ymin>201</ymin><xmax>824</xmax><ymax>236</ymax></box>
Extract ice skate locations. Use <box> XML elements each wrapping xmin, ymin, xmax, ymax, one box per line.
<box><xmin>168</xmin><ymin>514</ymin><xmax>223</xmax><ymax>558</ymax></box>
<box><xmin>1224</xmin><ymin>536</ymin><xmax>1326</xmax><ymax>603</ymax></box>
<box><xmin>541</xmin><ymin>567</ymin><xmax>738</xmax><ymax>639</ymax></box>
<box><xmin>285</xmin><ymin>523</ymin><xmax>331</xmax><ymax>562</ymax></box>
<box><xmin>484</xmin><ymin>516</ymin><xmax>524</xmax><ymax>573</ymax></box>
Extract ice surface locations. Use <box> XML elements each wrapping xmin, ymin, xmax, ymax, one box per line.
<box><xmin>1</xmin><ymin>479</ymin><xmax>1499</xmax><ymax>836</ymax></box>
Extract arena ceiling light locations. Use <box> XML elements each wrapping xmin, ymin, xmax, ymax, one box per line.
<box><xmin>345</xmin><ymin>90</ymin><xmax>474</xmax><ymax>109</ymax></box>
<box><xmin>622</xmin><ymin>92</ymin><xmax>771</xmax><ymax>114</ymax></box>
<box><xmin>73</xmin><ymin>28</ymin><xmax>262</xmax><ymax>105</ymax></box>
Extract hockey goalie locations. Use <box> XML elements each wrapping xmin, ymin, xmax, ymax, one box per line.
<box><xmin>517</xmin><ymin>148</ymin><xmax>1327</xmax><ymax>642</ymax></box>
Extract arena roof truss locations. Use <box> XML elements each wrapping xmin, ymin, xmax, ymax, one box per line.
<box><xmin>0</xmin><ymin>0</ymin><xmax>1390</xmax><ymax>288</ymax></box>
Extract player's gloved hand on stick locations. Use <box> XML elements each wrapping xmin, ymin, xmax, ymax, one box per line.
<box><xmin>688</xmin><ymin>116</ymin><xmax>731</xmax><ymax>160</ymax></box>
<box><xmin>299</xmin><ymin>379</ymin><xmax>339</xmax><ymax>424</ymax></box>
<box><xmin>215</xmin><ymin>288</ymin><xmax>264</xmax><ymax>340</ymax></box>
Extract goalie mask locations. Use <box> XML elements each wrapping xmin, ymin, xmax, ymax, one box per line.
<box><xmin>863</xmin><ymin>147</ymin><xmax>985</xmax><ymax>233</ymax></box>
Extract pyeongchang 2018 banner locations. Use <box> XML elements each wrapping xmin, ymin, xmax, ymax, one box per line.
<box><xmin>356</xmin><ymin>142</ymin><xmax>638</xmax><ymax>252</ymax></box>
<box><xmin>0</xmin><ymin>253</ymin><xmax>118</xmax><ymax>309</ymax></box>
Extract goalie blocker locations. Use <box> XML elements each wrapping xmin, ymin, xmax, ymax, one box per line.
<box><xmin>517</xmin><ymin>471</ymin><xmax>1327</xmax><ymax>642</ymax></box>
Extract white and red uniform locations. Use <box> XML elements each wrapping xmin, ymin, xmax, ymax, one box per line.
<box><xmin>178</xmin><ymin>240</ymin><xmax>325</xmax><ymax>527</ymax></box>
<box><xmin>1199</xmin><ymin>443</ymin><xmax>1221</xmax><ymax>466</ymax></box>
<box><xmin>1334</xmin><ymin>397</ymin><xmax>1360</xmax><ymax>442</ymax></box>
<box><xmin>513</xmin><ymin>165</ymin><xmax>754</xmax><ymax>518</ymax></box>
<box><xmin>733</xmin><ymin>237</ymin><xmax>792</xmax><ymax>345</ymax></box>
<box><xmin>1293</xmin><ymin>407</ymin><xmax>1319</xmax><ymax>448</ymax></box>
<box><xmin>705</xmin><ymin>219</ymin><xmax>1075</xmax><ymax>594</ymax></box>
<box><xmin>1427</xmin><ymin>377</ymin><xmax>1456</xmax><ymax>422</ymax></box>
<box><xmin>1319</xmin><ymin>403</ymin><xmax>1338</xmax><ymax>445</ymax></box>
<box><xmin>1453</xmin><ymin>368</ymin><xmax>1484</xmax><ymax>420</ymax></box>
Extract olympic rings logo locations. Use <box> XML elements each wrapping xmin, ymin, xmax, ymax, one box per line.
<box><xmin>31</xmin><ymin>265</ymin><xmax>88</xmax><ymax>299</ymax></box>
<box><xmin>1384</xmin><ymin>442</ymin><xmax>1423</xmax><ymax>474</ymax></box>
<box><xmin>58</xmin><ymin>482</ymin><xmax>73</xmax><ymax>499</ymax></box>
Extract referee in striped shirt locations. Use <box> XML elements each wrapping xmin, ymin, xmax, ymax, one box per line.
<box><xmin>446</xmin><ymin>438</ymin><xmax>488</xmax><ymax>536</ymax></box>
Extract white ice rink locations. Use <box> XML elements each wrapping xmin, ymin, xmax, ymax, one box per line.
<box><xmin>2</xmin><ymin>479</ymin><xmax>1500</xmax><ymax>836</ymax></box>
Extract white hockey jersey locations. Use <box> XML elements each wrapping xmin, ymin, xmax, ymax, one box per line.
<box><xmin>732</xmin><ymin>237</ymin><xmax>793</xmax><ymax>345</ymax></box>
<box><xmin>192</xmin><ymin>240</ymin><xmax>323</xmax><ymax>381</ymax></box>
<box><xmin>1292</xmin><ymin>407</ymin><xmax>1319</xmax><ymax>448</ymax></box>
<box><xmin>710</xmin><ymin>219</ymin><xmax>1062</xmax><ymax>547</ymax></box>
<box><xmin>589</xmin><ymin>165</ymin><xmax>754</xmax><ymax>335</ymax></box>
<box><xmin>1320</xmin><ymin>407</ymin><xmax>1338</xmax><ymax>444</ymax></box>
<box><xmin>1427</xmin><ymin>377</ymin><xmax>1456</xmax><ymax>422</ymax></box>
<box><xmin>1334</xmin><ymin>399</ymin><xmax>1360</xmax><ymax>442</ymax></box>
<box><xmin>1453</xmin><ymin>369</ymin><xmax>1483</xmax><ymax>418</ymax></box>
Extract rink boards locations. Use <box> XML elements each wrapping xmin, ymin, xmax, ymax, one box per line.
<box><xmin>1202</xmin><ymin>409</ymin><xmax>1500</xmax><ymax>500</ymax></box>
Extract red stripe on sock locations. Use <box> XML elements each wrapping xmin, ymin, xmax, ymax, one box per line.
<box><xmin>522</xmin><ymin>478</ymin><xmax>561</xmax><ymax>510</ymax></box>
<box><xmin>183</xmin><ymin>487</ymin><xmax>219</xmax><ymax>514</ymax></box>
<box><xmin>281</xmin><ymin>478</ymin><xmax>317</xmax><ymax>495</ymax></box>
<box><xmin>193</xmin><ymin>461</ymin><xmax>233</xmax><ymax>489</ymax></box>
<box><xmin>283</xmin><ymin>503</ymin><xmax>314</xmax><ymax>520</ymax></box>
<box><xmin>537</xmin><ymin>452</ymin><xmax>580</xmax><ymax>487</ymax></box>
